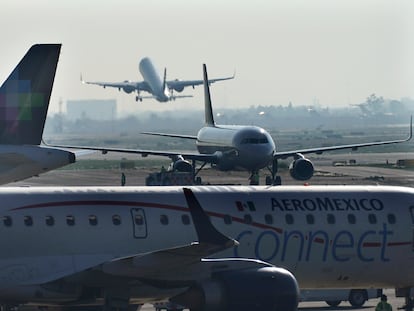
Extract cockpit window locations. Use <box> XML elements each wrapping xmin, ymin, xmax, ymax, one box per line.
<box><xmin>240</xmin><ymin>137</ymin><xmax>268</xmax><ymax>144</ymax></box>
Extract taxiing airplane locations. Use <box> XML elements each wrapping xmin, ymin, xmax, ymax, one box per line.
<box><xmin>0</xmin><ymin>44</ymin><xmax>76</xmax><ymax>184</ymax></box>
<box><xmin>0</xmin><ymin>185</ymin><xmax>414</xmax><ymax>311</ymax></box>
<box><xmin>54</xmin><ymin>64</ymin><xmax>412</xmax><ymax>185</ymax></box>
<box><xmin>82</xmin><ymin>57</ymin><xmax>234</xmax><ymax>102</ymax></box>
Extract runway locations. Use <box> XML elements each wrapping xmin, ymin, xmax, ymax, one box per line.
<box><xmin>8</xmin><ymin>152</ymin><xmax>414</xmax><ymax>187</ymax></box>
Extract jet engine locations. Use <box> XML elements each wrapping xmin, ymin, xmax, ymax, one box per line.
<box><xmin>289</xmin><ymin>154</ymin><xmax>314</xmax><ymax>181</ymax></box>
<box><xmin>171</xmin><ymin>266</ymin><xmax>299</xmax><ymax>311</ymax></box>
<box><xmin>171</xmin><ymin>80</ymin><xmax>185</xmax><ymax>92</ymax></box>
<box><xmin>121</xmin><ymin>81</ymin><xmax>135</xmax><ymax>94</ymax></box>
<box><xmin>169</xmin><ymin>155</ymin><xmax>193</xmax><ymax>173</ymax></box>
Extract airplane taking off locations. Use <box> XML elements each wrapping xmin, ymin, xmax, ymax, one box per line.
<box><xmin>82</xmin><ymin>57</ymin><xmax>235</xmax><ymax>102</ymax></box>
<box><xmin>0</xmin><ymin>185</ymin><xmax>414</xmax><ymax>311</ymax></box>
<box><xmin>0</xmin><ymin>44</ymin><xmax>75</xmax><ymax>184</ymax></box>
<box><xmin>54</xmin><ymin>64</ymin><xmax>412</xmax><ymax>185</ymax></box>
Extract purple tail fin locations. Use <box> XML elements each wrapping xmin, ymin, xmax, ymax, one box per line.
<box><xmin>0</xmin><ymin>44</ymin><xmax>61</xmax><ymax>144</ymax></box>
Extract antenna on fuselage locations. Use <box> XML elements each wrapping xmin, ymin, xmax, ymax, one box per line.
<box><xmin>203</xmin><ymin>64</ymin><xmax>215</xmax><ymax>127</ymax></box>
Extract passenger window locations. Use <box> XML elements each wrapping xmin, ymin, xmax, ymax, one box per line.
<box><xmin>2</xmin><ymin>216</ymin><xmax>12</xmax><ymax>227</ymax></box>
<box><xmin>66</xmin><ymin>215</ymin><xmax>75</xmax><ymax>226</ymax></box>
<box><xmin>244</xmin><ymin>214</ymin><xmax>252</xmax><ymax>224</ymax></box>
<box><xmin>327</xmin><ymin>214</ymin><xmax>335</xmax><ymax>224</ymax></box>
<box><xmin>134</xmin><ymin>214</ymin><xmax>144</xmax><ymax>226</ymax></box>
<box><xmin>387</xmin><ymin>214</ymin><xmax>396</xmax><ymax>224</ymax></box>
<box><xmin>347</xmin><ymin>214</ymin><xmax>356</xmax><ymax>224</ymax></box>
<box><xmin>285</xmin><ymin>214</ymin><xmax>294</xmax><ymax>225</ymax></box>
<box><xmin>181</xmin><ymin>214</ymin><xmax>190</xmax><ymax>225</ymax></box>
<box><xmin>24</xmin><ymin>216</ymin><xmax>33</xmax><ymax>226</ymax></box>
<box><xmin>160</xmin><ymin>215</ymin><xmax>169</xmax><ymax>225</ymax></box>
<box><xmin>368</xmin><ymin>214</ymin><xmax>377</xmax><ymax>224</ymax></box>
<box><xmin>45</xmin><ymin>215</ymin><xmax>54</xmax><ymax>226</ymax></box>
<box><xmin>306</xmin><ymin>214</ymin><xmax>315</xmax><ymax>225</ymax></box>
<box><xmin>264</xmin><ymin>214</ymin><xmax>273</xmax><ymax>224</ymax></box>
<box><xmin>112</xmin><ymin>215</ymin><xmax>121</xmax><ymax>226</ymax></box>
<box><xmin>223</xmin><ymin>214</ymin><xmax>232</xmax><ymax>225</ymax></box>
<box><xmin>89</xmin><ymin>215</ymin><xmax>98</xmax><ymax>226</ymax></box>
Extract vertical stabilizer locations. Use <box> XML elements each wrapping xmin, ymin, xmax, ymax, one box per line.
<box><xmin>162</xmin><ymin>67</ymin><xmax>167</xmax><ymax>92</ymax></box>
<box><xmin>0</xmin><ymin>44</ymin><xmax>61</xmax><ymax>145</ymax></box>
<box><xmin>203</xmin><ymin>64</ymin><xmax>215</xmax><ymax>126</ymax></box>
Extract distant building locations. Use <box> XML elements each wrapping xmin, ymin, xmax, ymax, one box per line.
<box><xmin>66</xmin><ymin>99</ymin><xmax>117</xmax><ymax>121</ymax></box>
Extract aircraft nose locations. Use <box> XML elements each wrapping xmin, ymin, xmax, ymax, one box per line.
<box><xmin>239</xmin><ymin>143</ymin><xmax>274</xmax><ymax>169</ymax></box>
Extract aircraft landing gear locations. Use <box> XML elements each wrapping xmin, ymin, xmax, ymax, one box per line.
<box><xmin>266</xmin><ymin>158</ymin><xmax>282</xmax><ymax>185</ymax></box>
<box><xmin>249</xmin><ymin>171</ymin><xmax>260</xmax><ymax>185</ymax></box>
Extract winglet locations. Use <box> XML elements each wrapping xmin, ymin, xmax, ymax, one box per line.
<box><xmin>183</xmin><ymin>187</ymin><xmax>238</xmax><ymax>247</ymax></box>
<box><xmin>203</xmin><ymin>64</ymin><xmax>215</xmax><ymax>126</ymax></box>
<box><xmin>408</xmin><ymin>115</ymin><xmax>412</xmax><ymax>141</ymax></box>
<box><xmin>0</xmin><ymin>44</ymin><xmax>61</xmax><ymax>145</ymax></box>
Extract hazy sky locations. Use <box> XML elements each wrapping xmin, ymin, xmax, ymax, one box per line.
<box><xmin>1</xmin><ymin>0</ymin><xmax>413</xmax><ymax>115</ymax></box>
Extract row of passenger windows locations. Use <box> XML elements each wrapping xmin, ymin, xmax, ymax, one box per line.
<box><xmin>227</xmin><ymin>213</ymin><xmax>397</xmax><ymax>225</ymax></box>
<box><xmin>1</xmin><ymin>214</ymin><xmax>124</xmax><ymax>227</ymax></box>
<box><xmin>0</xmin><ymin>213</ymin><xmax>397</xmax><ymax>227</ymax></box>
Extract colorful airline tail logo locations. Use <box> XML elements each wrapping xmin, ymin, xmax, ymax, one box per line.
<box><xmin>0</xmin><ymin>44</ymin><xmax>60</xmax><ymax>145</ymax></box>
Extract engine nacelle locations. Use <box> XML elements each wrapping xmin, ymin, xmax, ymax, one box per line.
<box><xmin>172</xmin><ymin>266</ymin><xmax>299</xmax><ymax>311</ymax></box>
<box><xmin>169</xmin><ymin>156</ymin><xmax>193</xmax><ymax>172</ymax></box>
<box><xmin>122</xmin><ymin>85</ymin><xmax>135</xmax><ymax>94</ymax></box>
<box><xmin>289</xmin><ymin>157</ymin><xmax>314</xmax><ymax>181</ymax></box>
<box><xmin>171</xmin><ymin>80</ymin><xmax>184</xmax><ymax>92</ymax></box>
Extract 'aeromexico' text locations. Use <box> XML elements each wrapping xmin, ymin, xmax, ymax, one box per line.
<box><xmin>271</xmin><ymin>197</ymin><xmax>384</xmax><ymax>212</ymax></box>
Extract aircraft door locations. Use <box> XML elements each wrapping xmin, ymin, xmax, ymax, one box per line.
<box><xmin>131</xmin><ymin>208</ymin><xmax>147</xmax><ymax>238</ymax></box>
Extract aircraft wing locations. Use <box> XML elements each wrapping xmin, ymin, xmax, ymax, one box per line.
<box><xmin>140</xmin><ymin>131</ymin><xmax>198</xmax><ymax>140</ymax></box>
<box><xmin>273</xmin><ymin>117</ymin><xmax>412</xmax><ymax>159</ymax></box>
<box><xmin>167</xmin><ymin>73</ymin><xmax>235</xmax><ymax>89</ymax></box>
<box><xmin>81</xmin><ymin>77</ymin><xmax>151</xmax><ymax>93</ymax></box>
<box><xmin>44</xmin><ymin>143</ymin><xmax>221</xmax><ymax>163</ymax></box>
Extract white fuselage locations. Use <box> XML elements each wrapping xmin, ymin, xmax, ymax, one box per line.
<box><xmin>139</xmin><ymin>57</ymin><xmax>169</xmax><ymax>102</ymax></box>
<box><xmin>196</xmin><ymin>125</ymin><xmax>276</xmax><ymax>171</ymax></box>
<box><xmin>0</xmin><ymin>184</ymin><xmax>412</xmax><ymax>298</ymax></box>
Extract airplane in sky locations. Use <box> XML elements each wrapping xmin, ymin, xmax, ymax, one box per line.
<box><xmin>0</xmin><ymin>184</ymin><xmax>414</xmax><ymax>311</ymax></box>
<box><xmin>82</xmin><ymin>57</ymin><xmax>235</xmax><ymax>102</ymax></box>
<box><xmin>53</xmin><ymin>64</ymin><xmax>412</xmax><ymax>185</ymax></box>
<box><xmin>0</xmin><ymin>44</ymin><xmax>76</xmax><ymax>185</ymax></box>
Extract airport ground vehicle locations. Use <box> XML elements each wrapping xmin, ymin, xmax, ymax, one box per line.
<box><xmin>300</xmin><ymin>288</ymin><xmax>383</xmax><ymax>307</ymax></box>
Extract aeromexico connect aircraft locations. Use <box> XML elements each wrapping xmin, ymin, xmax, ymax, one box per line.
<box><xmin>1</xmin><ymin>185</ymin><xmax>414</xmax><ymax>311</ymax></box>
<box><xmin>54</xmin><ymin>64</ymin><xmax>412</xmax><ymax>185</ymax></box>
<box><xmin>0</xmin><ymin>44</ymin><xmax>75</xmax><ymax>184</ymax></box>
<box><xmin>81</xmin><ymin>57</ymin><xmax>234</xmax><ymax>102</ymax></box>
